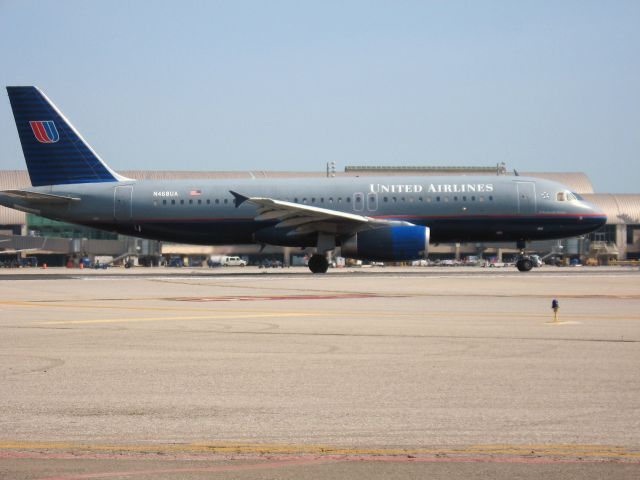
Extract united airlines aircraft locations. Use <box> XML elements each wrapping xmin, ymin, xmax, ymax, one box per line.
<box><xmin>1</xmin><ymin>87</ymin><xmax>607</xmax><ymax>273</ymax></box>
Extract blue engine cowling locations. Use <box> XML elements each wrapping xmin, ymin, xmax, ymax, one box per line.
<box><xmin>341</xmin><ymin>225</ymin><xmax>430</xmax><ymax>262</ymax></box>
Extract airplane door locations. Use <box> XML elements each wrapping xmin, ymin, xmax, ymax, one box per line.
<box><xmin>114</xmin><ymin>186</ymin><xmax>133</xmax><ymax>220</ymax></box>
<box><xmin>516</xmin><ymin>182</ymin><xmax>536</xmax><ymax>215</ymax></box>
<box><xmin>367</xmin><ymin>192</ymin><xmax>378</xmax><ymax>211</ymax></box>
<box><xmin>353</xmin><ymin>192</ymin><xmax>364</xmax><ymax>212</ymax></box>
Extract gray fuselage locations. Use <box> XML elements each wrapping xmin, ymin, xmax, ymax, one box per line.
<box><xmin>0</xmin><ymin>175</ymin><xmax>607</xmax><ymax>248</ymax></box>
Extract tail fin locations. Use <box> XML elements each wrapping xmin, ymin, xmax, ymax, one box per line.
<box><xmin>6</xmin><ymin>86</ymin><xmax>127</xmax><ymax>186</ymax></box>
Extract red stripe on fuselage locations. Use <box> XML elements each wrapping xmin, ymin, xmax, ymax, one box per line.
<box><xmin>84</xmin><ymin>213</ymin><xmax>606</xmax><ymax>224</ymax></box>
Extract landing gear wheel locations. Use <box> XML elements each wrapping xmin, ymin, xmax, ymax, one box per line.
<box><xmin>516</xmin><ymin>258</ymin><xmax>533</xmax><ymax>272</ymax></box>
<box><xmin>308</xmin><ymin>254</ymin><xmax>329</xmax><ymax>274</ymax></box>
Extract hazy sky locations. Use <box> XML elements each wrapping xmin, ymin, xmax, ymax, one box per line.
<box><xmin>1</xmin><ymin>1</ymin><xmax>638</xmax><ymax>193</ymax></box>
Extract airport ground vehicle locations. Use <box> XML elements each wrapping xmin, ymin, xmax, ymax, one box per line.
<box><xmin>222</xmin><ymin>256</ymin><xmax>247</xmax><ymax>267</ymax></box>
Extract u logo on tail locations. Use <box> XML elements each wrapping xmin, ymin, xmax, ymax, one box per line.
<box><xmin>29</xmin><ymin>120</ymin><xmax>59</xmax><ymax>143</ymax></box>
<box><xmin>7</xmin><ymin>86</ymin><xmax>128</xmax><ymax>186</ymax></box>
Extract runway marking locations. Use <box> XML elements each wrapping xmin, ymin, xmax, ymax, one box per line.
<box><xmin>1</xmin><ymin>441</ymin><xmax>639</xmax><ymax>462</ymax></box>
<box><xmin>40</xmin><ymin>312</ymin><xmax>323</xmax><ymax>325</ymax></box>
<box><xmin>30</xmin><ymin>457</ymin><xmax>332</xmax><ymax>480</ymax></box>
<box><xmin>170</xmin><ymin>293</ymin><xmax>392</xmax><ymax>302</ymax></box>
<box><xmin>5</xmin><ymin>298</ymin><xmax>640</xmax><ymax>323</ymax></box>
<box><xmin>545</xmin><ymin>321</ymin><xmax>582</xmax><ymax>325</ymax></box>
<box><xmin>21</xmin><ymin>307</ymin><xmax>640</xmax><ymax>326</ymax></box>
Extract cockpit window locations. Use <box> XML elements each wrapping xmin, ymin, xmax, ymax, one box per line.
<box><xmin>556</xmin><ymin>190</ymin><xmax>580</xmax><ymax>202</ymax></box>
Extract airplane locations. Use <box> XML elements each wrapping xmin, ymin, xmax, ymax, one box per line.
<box><xmin>0</xmin><ymin>86</ymin><xmax>607</xmax><ymax>273</ymax></box>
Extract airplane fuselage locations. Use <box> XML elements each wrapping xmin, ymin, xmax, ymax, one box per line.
<box><xmin>2</xmin><ymin>86</ymin><xmax>608</xmax><ymax>272</ymax></box>
<box><xmin>4</xmin><ymin>175</ymin><xmax>607</xmax><ymax>248</ymax></box>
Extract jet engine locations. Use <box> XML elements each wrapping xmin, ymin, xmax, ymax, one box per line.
<box><xmin>341</xmin><ymin>225</ymin><xmax>430</xmax><ymax>262</ymax></box>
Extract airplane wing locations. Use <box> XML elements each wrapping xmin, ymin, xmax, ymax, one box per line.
<box><xmin>230</xmin><ymin>190</ymin><xmax>412</xmax><ymax>235</ymax></box>
<box><xmin>1</xmin><ymin>190</ymin><xmax>80</xmax><ymax>204</ymax></box>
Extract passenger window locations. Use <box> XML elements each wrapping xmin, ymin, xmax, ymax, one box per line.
<box><xmin>180</xmin><ymin>199</ymin><xmax>184</xmax><ymax>205</ymax></box>
<box><xmin>171</xmin><ymin>199</ymin><xmax>176</xmax><ymax>205</ymax></box>
<box><xmin>162</xmin><ymin>199</ymin><xmax>167</xmax><ymax>205</ymax></box>
<box><xmin>189</xmin><ymin>199</ymin><xmax>193</xmax><ymax>204</ymax></box>
<box><xmin>224</xmin><ymin>199</ymin><xmax>228</xmax><ymax>204</ymax></box>
<box><xmin>479</xmin><ymin>196</ymin><xmax>485</xmax><ymax>202</ymax></box>
<box><xmin>426</xmin><ymin>197</ymin><xmax>432</xmax><ymax>203</ymax></box>
<box><xmin>215</xmin><ymin>199</ymin><xmax>219</xmax><ymax>204</ymax></box>
<box><xmin>153</xmin><ymin>200</ymin><xmax>158</xmax><ymax>206</ymax></box>
<box><xmin>198</xmin><ymin>199</ymin><xmax>202</xmax><ymax>204</ymax></box>
<box><xmin>489</xmin><ymin>196</ymin><xmax>494</xmax><ymax>201</ymax></box>
<box><xmin>329</xmin><ymin>197</ymin><xmax>333</xmax><ymax>203</ymax></box>
<box><xmin>453</xmin><ymin>196</ymin><xmax>458</xmax><ymax>202</ymax></box>
<box><xmin>206</xmin><ymin>199</ymin><xmax>210</xmax><ymax>204</ymax></box>
<box><xmin>436</xmin><ymin>196</ymin><xmax>441</xmax><ymax>202</ymax></box>
<box><xmin>383</xmin><ymin>197</ymin><xmax>388</xmax><ymax>202</ymax></box>
<box><xmin>444</xmin><ymin>197</ymin><xmax>449</xmax><ymax>202</ymax></box>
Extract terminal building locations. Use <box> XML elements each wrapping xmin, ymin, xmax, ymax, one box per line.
<box><xmin>0</xmin><ymin>166</ymin><xmax>639</xmax><ymax>266</ymax></box>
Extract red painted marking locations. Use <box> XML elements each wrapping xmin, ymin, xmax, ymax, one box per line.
<box><xmin>171</xmin><ymin>293</ymin><xmax>383</xmax><ymax>302</ymax></box>
<box><xmin>22</xmin><ymin>453</ymin><xmax>640</xmax><ymax>479</ymax></box>
<box><xmin>34</xmin><ymin>457</ymin><xmax>331</xmax><ymax>480</ymax></box>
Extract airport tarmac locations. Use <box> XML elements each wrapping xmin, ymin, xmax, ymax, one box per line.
<box><xmin>0</xmin><ymin>267</ymin><xmax>639</xmax><ymax>479</ymax></box>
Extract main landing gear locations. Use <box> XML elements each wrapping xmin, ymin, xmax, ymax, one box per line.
<box><xmin>515</xmin><ymin>240</ymin><xmax>533</xmax><ymax>272</ymax></box>
<box><xmin>308</xmin><ymin>254</ymin><xmax>329</xmax><ymax>274</ymax></box>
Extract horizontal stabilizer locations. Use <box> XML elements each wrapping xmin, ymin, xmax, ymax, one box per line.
<box><xmin>1</xmin><ymin>189</ymin><xmax>80</xmax><ymax>203</ymax></box>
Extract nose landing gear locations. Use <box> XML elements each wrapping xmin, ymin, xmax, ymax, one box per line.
<box><xmin>516</xmin><ymin>257</ymin><xmax>533</xmax><ymax>272</ymax></box>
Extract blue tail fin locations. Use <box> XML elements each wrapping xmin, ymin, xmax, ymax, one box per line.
<box><xmin>6</xmin><ymin>86</ymin><xmax>125</xmax><ymax>186</ymax></box>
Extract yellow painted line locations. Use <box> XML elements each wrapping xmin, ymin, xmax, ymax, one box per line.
<box><xmin>2</xmin><ymin>300</ymin><xmax>639</xmax><ymax>321</ymax></box>
<box><xmin>40</xmin><ymin>312</ymin><xmax>323</xmax><ymax>325</ymax></box>
<box><xmin>0</xmin><ymin>441</ymin><xmax>638</xmax><ymax>459</ymax></box>
<box><xmin>32</xmin><ymin>312</ymin><xmax>640</xmax><ymax>326</ymax></box>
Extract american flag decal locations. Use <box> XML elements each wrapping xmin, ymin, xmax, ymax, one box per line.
<box><xmin>190</xmin><ymin>190</ymin><xmax>202</xmax><ymax>196</ymax></box>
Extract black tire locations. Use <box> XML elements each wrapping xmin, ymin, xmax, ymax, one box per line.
<box><xmin>517</xmin><ymin>258</ymin><xmax>533</xmax><ymax>272</ymax></box>
<box><xmin>308</xmin><ymin>254</ymin><xmax>329</xmax><ymax>274</ymax></box>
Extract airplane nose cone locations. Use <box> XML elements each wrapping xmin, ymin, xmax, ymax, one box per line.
<box><xmin>588</xmin><ymin>204</ymin><xmax>608</xmax><ymax>228</ymax></box>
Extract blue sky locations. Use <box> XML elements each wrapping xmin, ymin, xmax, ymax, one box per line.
<box><xmin>1</xmin><ymin>0</ymin><xmax>638</xmax><ymax>192</ymax></box>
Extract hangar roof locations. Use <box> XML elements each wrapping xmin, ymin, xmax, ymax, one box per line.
<box><xmin>583</xmin><ymin>194</ymin><xmax>640</xmax><ymax>225</ymax></box>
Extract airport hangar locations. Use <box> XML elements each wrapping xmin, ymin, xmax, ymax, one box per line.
<box><xmin>0</xmin><ymin>165</ymin><xmax>638</xmax><ymax>266</ymax></box>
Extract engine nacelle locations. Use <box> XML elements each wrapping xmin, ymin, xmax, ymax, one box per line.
<box><xmin>341</xmin><ymin>225</ymin><xmax>430</xmax><ymax>262</ymax></box>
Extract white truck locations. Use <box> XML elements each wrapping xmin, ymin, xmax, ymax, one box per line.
<box><xmin>221</xmin><ymin>256</ymin><xmax>247</xmax><ymax>267</ymax></box>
